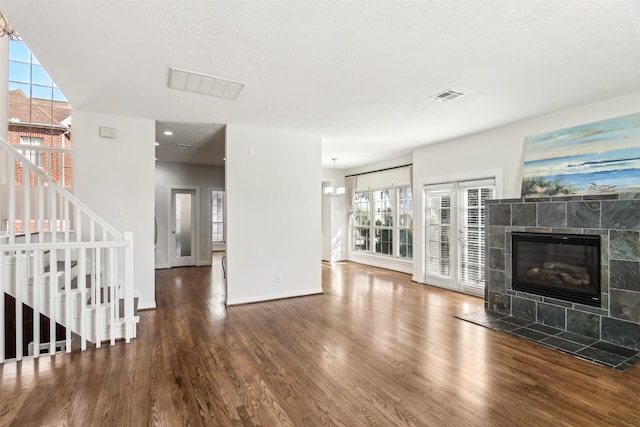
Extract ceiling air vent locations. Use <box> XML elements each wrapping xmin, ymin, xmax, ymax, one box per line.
<box><xmin>176</xmin><ymin>144</ymin><xmax>192</xmax><ymax>150</ymax></box>
<box><xmin>429</xmin><ymin>89</ymin><xmax>465</xmax><ymax>102</ymax></box>
<box><xmin>168</xmin><ymin>67</ymin><xmax>245</xmax><ymax>100</ymax></box>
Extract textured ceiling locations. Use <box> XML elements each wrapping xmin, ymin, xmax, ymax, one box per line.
<box><xmin>2</xmin><ymin>1</ymin><xmax>639</xmax><ymax>169</ymax></box>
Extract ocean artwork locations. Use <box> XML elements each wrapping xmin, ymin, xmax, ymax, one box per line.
<box><xmin>521</xmin><ymin>112</ymin><xmax>640</xmax><ymax>197</ymax></box>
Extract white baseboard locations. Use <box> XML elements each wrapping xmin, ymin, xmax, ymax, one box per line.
<box><xmin>226</xmin><ymin>288</ymin><xmax>323</xmax><ymax>306</ymax></box>
<box><xmin>155</xmin><ymin>263</ymin><xmax>170</xmax><ymax>269</ymax></box>
<box><xmin>137</xmin><ymin>300</ymin><xmax>157</xmax><ymax>310</ymax></box>
<box><xmin>349</xmin><ymin>253</ymin><xmax>413</xmax><ymax>274</ymax></box>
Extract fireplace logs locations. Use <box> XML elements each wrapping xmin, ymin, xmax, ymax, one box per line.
<box><xmin>525</xmin><ymin>261</ymin><xmax>591</xmax><ymax>286</ymax></box>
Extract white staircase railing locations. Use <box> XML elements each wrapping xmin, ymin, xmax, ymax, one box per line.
<box><xmin>0</xmin><ymin>137</ymin><xmax>138</xmax><ymax>363</ymax></box>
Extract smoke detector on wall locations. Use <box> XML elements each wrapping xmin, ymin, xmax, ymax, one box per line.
<box><xmin>429</xmin><ymin>89</ymin><xmax>465</xmax><ymax>102</ymax></box>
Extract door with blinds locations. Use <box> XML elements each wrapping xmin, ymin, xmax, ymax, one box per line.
<box><xmin>424</xmin><ymin>178</ymin><xmax>494</xmax><ymax>297</ymax></box>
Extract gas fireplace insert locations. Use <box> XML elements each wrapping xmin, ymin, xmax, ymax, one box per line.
<box><xmin>511</xmin><ymin>232</ymin><xmax>601</xmax><ymax>306</ymax></box>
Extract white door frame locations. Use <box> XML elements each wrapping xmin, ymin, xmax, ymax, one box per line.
<box><xmin>168</xmin><ymin>185</ymin><xmax>200</xmax><ymax>267</ymax></box>
<box><xmin>420</xmin><ymin>168</ymin><xmax>503</xmax><ymax>297</ymax></box>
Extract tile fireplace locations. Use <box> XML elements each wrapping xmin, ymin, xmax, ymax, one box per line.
<box><xmin>485</xmin><ymin>193</ymin><xmax>640</xmax><ymax>351</ymax></box>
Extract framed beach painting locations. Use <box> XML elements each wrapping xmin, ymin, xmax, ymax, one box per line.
<box><xmin>521</xmin><ymin>112</ymin><xmax>640</xmax><ymax>198</ymax></box>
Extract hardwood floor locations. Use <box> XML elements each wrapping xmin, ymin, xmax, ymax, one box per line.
<box><xmin>2</xmin><ymin>255</ymin><xmax>640</xmax><ymax>426</ymax></box>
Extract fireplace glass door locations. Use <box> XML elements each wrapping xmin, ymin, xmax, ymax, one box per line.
<box><xmin>512</xmin><ymin>232</ymin><xmax>601</xmax><ymax>306</ymax></box>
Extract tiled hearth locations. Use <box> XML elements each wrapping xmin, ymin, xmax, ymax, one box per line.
<box><xmin>478</xmin><ymin>193</ymin><xmax>640</xmax><ymax>368</ymax></box>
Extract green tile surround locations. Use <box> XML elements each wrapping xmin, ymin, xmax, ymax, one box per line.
<box><xmin>484</xmin><ymin>193</ymin><xmax>640</xmax><ymax>356</ymax></box>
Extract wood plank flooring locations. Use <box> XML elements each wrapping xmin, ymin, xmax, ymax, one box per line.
<box><xmin>2</xmin><ymin>254</ymin><xmax>640</xmax><ymax>426</ymax></box>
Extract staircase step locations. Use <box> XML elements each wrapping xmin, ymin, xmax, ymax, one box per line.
<box><xmin>44</xmin><ymin>260</ymin><xmax>78</xmax><ymax>273</ymax></box>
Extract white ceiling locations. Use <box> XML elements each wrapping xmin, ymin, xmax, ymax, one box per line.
<box><xmin>3</xmin><ymin>1</ymin><xmax>640</xmax><ymax>169</ymax></box>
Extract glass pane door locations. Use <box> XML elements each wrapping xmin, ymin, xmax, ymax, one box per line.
<box><xmin>459</xmin><ymin>183</ymin><xmax>494</xmax><ymax>291</ymax></box>
<box><xmin>424</xmin><ymin>179</ymin><xmax>494</xmax><ymax>296</ymax></box>
<box><xmin>424</xmin><ymin>184</ymin><xmax>455</xmax><ymax>289</ymax></box>
<box><xmin>171</xmin><ymin>189</ymin><xmax>196</xmax><ymax>267</ymax></box>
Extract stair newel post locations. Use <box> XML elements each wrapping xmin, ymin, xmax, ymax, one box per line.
<box><xmin>109</xmin><ymin>246</ymin><xmax>115</xmax><ymax>346</ymax></box>
<box><xmin>124</xmin><ymin>231</ymin><xmax>134</xmax><ymax>343</ymax></box>
<box><xmin>78</xmin><ymin>247</ymin><xmax>87</xmax><ymax>351</ymax></box>
<box><xmin>64</xmin><ymin>248</ymin><xmax>71</xmax><ymax>353</ymax></box>
<box><xmin>48</xmin><ymin>244</ymin><xmax>57</xmax><ymax>356</ymax></box>
<box><xmin>15</xmin><ymin>250</ymin><xmax>23</xmax><ymax>361</ymax></box>
<box><xmin>32</xmin><ymin>249</ymin><xmax>40</xmax><ymax>358</ymax></box>
<box><xmin>0</xmin><ymin>250</ymin><xmax>5</xmax><ymax>363</ymax></box>
<box><xmin>95</xmin><ymin>246</ymin><xmax>101</xmax><ymax>348</ymax></box>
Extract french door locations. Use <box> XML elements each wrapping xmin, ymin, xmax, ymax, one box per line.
<box><xmin>424</xmin><ymin>178</ymin><xmax>494</xmax><ymax>296</ymax></box>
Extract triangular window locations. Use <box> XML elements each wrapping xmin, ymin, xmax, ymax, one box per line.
<box><xmin>8</xmin><ymin>37</ymin><xmax>72</xmax><ymax>187</ymax></box>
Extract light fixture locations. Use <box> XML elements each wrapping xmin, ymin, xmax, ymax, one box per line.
<box><xmin>0</xmin><ymin>12</ymin><xmax>20</xmax><ymax>40</ymax></box>
<box><xmin>324</xmin><ymin>158</ymin><xmax>345</xmax><ymax>197</ymax></box>
<box><xmin>163</xmin><ymin>130</ymin><xmax>173</xmax><ymax>136</ymax></box>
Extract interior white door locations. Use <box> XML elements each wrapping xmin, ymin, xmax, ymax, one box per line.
<box><xmin>171</xmin><ymin>189</ymin><xmax>196</xmax><ymax>267</ymax></box>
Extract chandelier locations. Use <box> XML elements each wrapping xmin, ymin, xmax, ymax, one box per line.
<box><xmin>324</xmin><ymin>158</ymin><xmax>345</xmax><ymax>197</ymax></box>
<box><xmin>0</xmin><ymin>12</ymin><xmax>19</xmax><ymax>40</ymax></box>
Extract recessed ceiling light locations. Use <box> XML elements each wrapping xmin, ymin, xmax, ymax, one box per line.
<box><xmin>163</xmin><ymin>130</ymin><xmax>173</xmax><ymax>136</ymax></box>
<box><xmin>168</xmin><ymin>67</ymin><xmax>245</xmax><ymax>100</ymax></box>
<box><xmin>155</xmin><ymin>142</ymin><xmax>160</xmax><ymax>146</ymax></box>
<box><xmin>429</xmin><ymin>89</ymin><xmax>465</xmax><ymax>102</ymax></box>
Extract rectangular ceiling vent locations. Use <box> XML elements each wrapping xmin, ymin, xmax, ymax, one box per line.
<box><xmin>429</xmin><ymin>89</ymin><xmax>465</xmax><ymax>102</ymax></box>
<box><xmin>168</xmin><ymin>67</ymin><xmax>245</xmax><ymax>100</ymax></box>
<box><xmin>176</xmin><ymin>144</ymin><xmax>192</xmax><ymax>150</ymax></box>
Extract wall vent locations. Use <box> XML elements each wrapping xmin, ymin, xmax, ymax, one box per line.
<box><xmin>429</xmin><ymin>89</ymin><xmax>465</xmax><ymax>102</ymax></box>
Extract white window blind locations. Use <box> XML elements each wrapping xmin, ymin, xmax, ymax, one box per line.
<box><xmin>459</xmin><ymin>180</ymin><xmax>494</xmax><ymax>288</ymax></box>
<box><xmin>424</xmin><ymin>184</ymin><xmax>454</xmax><ymax>279</ymax></box>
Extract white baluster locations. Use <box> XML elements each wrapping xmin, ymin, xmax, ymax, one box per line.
<box><xmin>65</xmin><ymin>248</ymin><xmax>72</xmax><ymax>353</ymax></box>
<box><xmin>15</xmin><ymin>251</ymin><xmax>23</xmax><ymax>361</ymax></box>
<box><xmin>32</xmin><ymin>249</ymin><xmax>40</xmax><ymax>358</ymax></box>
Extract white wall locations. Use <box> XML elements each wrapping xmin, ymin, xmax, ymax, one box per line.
<box><xmin>412</xmin><ymin>90</ymin><xmax>640</xmax><ymax>282</ymax></box>
<box><xmin>73</xmin><ymin>111</ymin><xmax>156</xmax><ymax>309</ymax></box>
<box><xmin>154</xmin><ymin>162</ymin><xmax>225</xmax><ymax>268</ymax></box>
<box><xmin>226</xmin><ymin>124</ymin><xmax>322</xmax><ymax>304</ymax></box>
